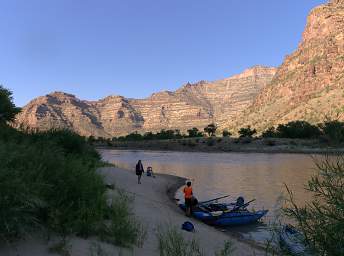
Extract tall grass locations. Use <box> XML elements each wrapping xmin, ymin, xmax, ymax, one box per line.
<box><xmin>157</xmin><ymin>227</ymin><xmax>235</xmax><ymax>256</ymax></box>
<box><xmin>0</xmin><ymin>124</ymin><xmax>142</xmax><ymax>247</ymax></box>
<box><xmin>157</xmin><ymin>227</ymin><xmax>203</xmax><ymax>256</ymax></box>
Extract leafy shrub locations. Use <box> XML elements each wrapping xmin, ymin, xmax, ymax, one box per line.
<box><xmin>99</xmin><ymin>191</ymin><xmax>146</xmax><ymax>248</ymax></box>
<box><xmin>0</xmin><ymin>85</ymin><xmax>21</xmax><ymax>123</ymax></box>
<box><xmin>261</xmin><ymin>127</ymin><xmax>277</xmax><ymax>138</ymax></box>
<box><xmin>214</xmin><ymin>241</ymin><xmax>235</xmax><ymax>256</ymax></box>
<box><xmin>204</xmin><ymin>123</ymin><xmax>217</xmax><ymax>137</ymax></box>
<box><xmin>318</xmin><ymin>120</ymin><xmax>344</xmax><ymax>144</ymax></box>
<box><xmin>222</xmin><ymin>130</ymin><xmax>231</xmax><ymax>137</ymax></box>
<box><xmin>276</xmin><ymin>121</ymin><xmax>321</xmax><ymax>139</ymax></box>
<box><xmin>158</xmin><ymin>227</ymin><xmax>203</xmax><ymax>256</ymax></box>
<box><xmin>284</xmin><ymin>155</ymin><xmax>344</xmax><ymax>255</ymax></box>
<box><xmin>0</xmin><ymin>86</ymin><xmax>143</xmax><ymax>245</ymax></box>
<box><xmin>187</xmin><ymin>127</ymin><xmax>203</xmax><ymax>138</ymax></box>
<box><xmin>238</xmin><ymin>126</ymin><xmax>257</xmax><ymax>138</ymax></box>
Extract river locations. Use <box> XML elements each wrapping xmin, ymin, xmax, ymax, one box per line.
<box><xmin>99</xmin><ymin>149</ymin><xmax>320</xmax><ymax>246</ymax></box>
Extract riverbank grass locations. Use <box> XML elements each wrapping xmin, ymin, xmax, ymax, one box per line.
<box><xmin>0</xmin><ymin>124</ymin><xmax>143</xmax><ymax>249</ymax></box>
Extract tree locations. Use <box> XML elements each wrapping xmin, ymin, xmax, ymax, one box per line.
<box><xmin>222</xmin><ymin>129</ymin><xmax>231</xmax><ymax>137</ymax></box>
<box><xmin>276</xmin><ymin>120</ymin><xmax>321</xmax><ymax>139</ymax></box>
<box><xmin>318</xmin><ymin>120</ymin><xmax>344</xmax><ymax>144</ymax></box>
<box><xmin>0</xmin><ymin>85</ymin><xmax>21</xmax><ymax>123</ymax></box>
<box><xmin>204</xmin><ymin>123</ymin><xmax>217</xmax><ymax>137</ymax></box>
<box><xmin>187</xmin><ymin>127</ymin><xmax>203</xmax><ymax>138</ymax></box>
<box><xmin>238</xmin><ymin>126</ymin><xmax>256</xmax><ymax>138</ymax></box>
<box><xmin>261</xmin><ymin>126</ymin><xmax>277</xmax><ymax>138</ymax></box>
<box><xmin>284</xmin><ymin>155</ymin><xmax>344</xmax><ymax>255</ymax></box>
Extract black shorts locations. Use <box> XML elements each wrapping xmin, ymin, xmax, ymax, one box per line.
<box><xmin>185</xmin><ymin>198</ymin><xmax>192</xmax><ymax>207</ymax></box>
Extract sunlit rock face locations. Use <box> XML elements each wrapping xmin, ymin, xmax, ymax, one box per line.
<box><xmin>16</xmin><ymin>0</ymin><xmax>342</xmax><ymax>137</ymax></box>
<box><xmin>225</xmin><ymin>0</ymin><xmax>344</xmax><ymax>132</ymax></box>
<box><xmin>15</xmin><ymin>66</ymin><xmax>276</xmax><ymax>137</ymax></box>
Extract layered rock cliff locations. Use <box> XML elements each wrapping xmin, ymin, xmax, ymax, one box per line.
<box><xmin>15</xmin><ymin>0</ymin><xmax>343</xmax><ymax>136</ymax></box>
<box><xmin>226</xmin><ymin>0</ymin><xmax>344</xmax><ymax>132</ymax></box>
<box><xmin>15</xmin><ymin>66</ymin><xmax>276</xmax><ymax>137</ymax></box>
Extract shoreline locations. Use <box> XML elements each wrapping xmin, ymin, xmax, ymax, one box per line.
<box><xmin>96</xmin><ymin>137</ymin><xmax>344</xmax><ymax>154</ymax></box>
<box><xmin>97</xmin><ymin>145</ymin><xmax>344</xmax><ymax>155</ymax></box>
<box><xmin>0</xmin><ymin>166</ymin><xmax>267</xmax><ymax>255</ymax></box>
<box><xmin>159</xmin><ymin>172</ymin><xmax>269</xmax><ymax>252</ymax></box>
<box><xmin>102</xmin><ymin>165</ymin><xmax>269</xmax><ymax>253</ymax></box>
<box><xmin>99</xmin><ymin>167</ymin><xmax>267</xmax><ymax>255</ymax></box>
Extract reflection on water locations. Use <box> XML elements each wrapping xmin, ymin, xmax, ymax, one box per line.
<box><xmin>100</xmin><ymin>149</ymin><xmax>318</xmax><ymax>245</ymax></box>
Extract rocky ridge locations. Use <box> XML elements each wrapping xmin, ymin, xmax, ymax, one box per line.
<box><xmin>226</xmin><ymin>0</ymin><xmax>344</xmax><ymax>132</ymax></box>
<box><xmin>15</xmin><ymin>0</ymin><xmax>344</xmax><ymax>137</ymax></box>
<box><xmin>15</xmin><ymin>66</ymin><xmax>276</xmax><ymax>137</ymax></box>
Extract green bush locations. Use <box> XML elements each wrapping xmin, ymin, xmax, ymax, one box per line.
<box><xmin>0</xmin><ymin>126</ymin><xmax>141</xmax><ymax>247</ymax></box>
<box><xmin>214</xmin><ymin>241</ymin><xmax>235</xmax><ymax>256</ymax></box>
<box><xmin>238</xmin><ymin>126</ymin><xmax>256</xmax><ymax>138</ymax></box>
<box><xmin>261</xmin><ymin>127</ymin><xmax>277</xmax><ymax>138</ymax></box>
<box><xmin>157</xmin><ymin>227</ymin><xmax>203</xmax><ymax>256</ymax></box>
<box><xmin>204</xmin><ymin>123</ymin><xmax>217</xmax><ymax>137</ymax></box>
<box><xmin>318</xmin><ymin>120</ymin><xmax>344</xmax><ymax>144</ymax></box>
<box><xmin>187</xmin><ymin>127</ymin><xmax>204</xmax><ymax>138</ymax></box>
<box><xmin>0</xmin><ymin>86</ymin><xmax>143</xmax><ymax>245</ymax></box>
<box><xmin>99</xmin><ymin>191</ymin><xmax>146</xmax><ymax>248</ymax></box>
<box><xmin>284</xmin><ymin>155</ymin><xmax>344</xmax><ymax>255</ymax></box>
<box><xmin>0</xmin><ymin>85</ymin><xmax>21</xmax><ymax>123</ymax></box>
<box><xmin>222</xmin><ymin>130</ymin><xmax>231</xmax><ymax>137</ymax></box>
<box><xmin>0</xmin><ymin>130</ymin><xmax>104</xmax><ymax>238</ymax></box>
<box><xmin>276</xmin><ymin>121</ymin><xmax>321</xmax><ymax>139</ymax></box>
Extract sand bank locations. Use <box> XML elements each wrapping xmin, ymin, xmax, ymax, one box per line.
<box><xmin>0</xmin><ymin>167</ymin><xmax>266</xmax><ymax>256</ymax></box>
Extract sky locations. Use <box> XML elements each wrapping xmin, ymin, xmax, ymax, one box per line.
<box><xmin>0</xmin><ymin>0</ymin><xmax>326</xmax><ymax>106</ymax></box>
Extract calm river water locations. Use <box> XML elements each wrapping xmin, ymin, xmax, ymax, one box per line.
<box><xmin>100</xmin><ymin>149</ymin><xmax>319</xmax><ymax>245</ymax></box>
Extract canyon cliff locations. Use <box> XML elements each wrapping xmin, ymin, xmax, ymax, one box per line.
<box><xmin>15</xmin><ymin>66</ymin><xmax>276</xmax><ymax>137</ymax></box>
<box><xmin>15</xmin><ymin>0</ymin><xmax>344</xmax><ymax>137</ymax></box>
<box><xmin>226</xmin><ymin>0</ymin><xmax>344</xmax><ymax>132</ymax></box>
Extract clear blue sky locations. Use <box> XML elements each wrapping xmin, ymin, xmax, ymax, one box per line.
<box><xmin>0</xmin><ymin>0</ymin><xmax>326</xmax><ymax>106</ymax></box>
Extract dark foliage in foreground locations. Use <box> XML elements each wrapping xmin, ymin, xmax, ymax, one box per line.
<box><xmin>0</xmin><ymin>126</ymin><xmax>103</xmax><ymax>240</ymax></box>
<box><xmin>0</xmin><ymin>125</ymin><xmax>143</xmax><ymax>247</ymax></box>
<box><xmin>0</xmin><ymin>86</ymin><xmax>21</xmax><ymax>123</ymax></box>
<box><xmin>284</xmin><ymin>155</ymin><xmax>344</xmax><ymax>255</ymax></box>
<box><xmin>0</xmin><ymin>85</ymin><xmax>142</xmax><ymax>247</ymax></box>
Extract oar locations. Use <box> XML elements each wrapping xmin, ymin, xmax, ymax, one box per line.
<box><xmin>198</xmin><ymin>195</ymin><xmax>231</xmax><ymax>205</ymax></box>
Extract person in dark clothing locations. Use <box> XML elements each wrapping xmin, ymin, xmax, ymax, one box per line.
<box><xmin>135</xmin><ymin>160</ymin><xmax>144</xmax><ymax>184</ymax></box>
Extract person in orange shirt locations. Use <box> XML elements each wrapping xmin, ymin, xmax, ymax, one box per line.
<box><xmin>183</xmin><ymin>181</ymin><xmax>193</xmax><ymax>216</ymax></box>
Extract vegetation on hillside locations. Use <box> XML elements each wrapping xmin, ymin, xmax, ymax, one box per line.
<box><xmin>204</xmin><ymin>123</ymin><xmax>217</xmax><ymax>137</ymax></box>
<box><xmin>0</xmin><ymin>86</ymin><xmax>142</xmax><ymax>248</ymax></box>
<box><xmin>238</xmin><ymin>126</ymin><xmax>257</xmax><ymax>138</ymax></box>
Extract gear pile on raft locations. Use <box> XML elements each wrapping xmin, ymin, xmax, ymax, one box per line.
<box><xmin>179</xmin><ymin>193</ymin><xmax>268</xmax><ymax>227</ymax></box>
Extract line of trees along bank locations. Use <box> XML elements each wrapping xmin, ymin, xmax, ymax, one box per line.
<box><xmin>105</xmin><ymin>120</ymin><xmax>344</xmax><ymax>145</ymax></box>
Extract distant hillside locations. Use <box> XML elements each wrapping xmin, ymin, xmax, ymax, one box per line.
<box><xmin>15</xmin><ymin>66</ymin><xmax>276</xmax><ymax>137</ymax></box>
<box><xmin>14</xmin><ymin>0</ymin><xmax>344</xmax><ymax>137</ymax></box>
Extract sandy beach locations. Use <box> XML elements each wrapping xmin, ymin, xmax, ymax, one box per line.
<box><xmin>0</xmin><ymin>167</ymin><xmax>266</xmax><ymax>256</ymax></box>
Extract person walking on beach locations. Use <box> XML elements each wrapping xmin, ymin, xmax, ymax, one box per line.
<box><xmin>183</xmin><ymin>181</ymin><xmax>193</xmax><ymax>216</ymax></box>
<box><xmin>136</xmin><ymin>160</ymin><xmax>144</xmax><ymax>184</ymax></box>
